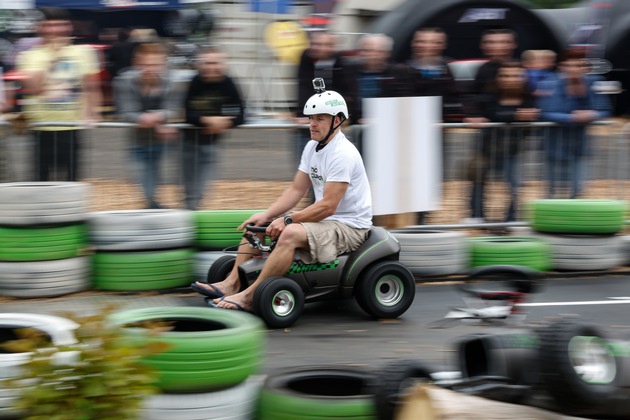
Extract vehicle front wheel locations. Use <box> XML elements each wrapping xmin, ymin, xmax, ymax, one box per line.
<box><xmin>355</xmin><ymin>261</ymin><xmax>415</xmax><ymax>319</ymax></box>
<box><xmin>253</xmin><ymin>276</ymin><xmax>304</xmax><ymax>329</ymax></box>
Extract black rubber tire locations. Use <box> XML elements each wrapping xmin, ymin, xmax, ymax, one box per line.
<box><xmin>206</xmin><ymin>255</ymin><xmax>236</xmax><ymax>284</ymax></box>
<box><xmin>257</xmin><ymin>365</ymin><xmax>377</xmax><ymax>419</ymax></box>
<box><xmin>253</xmin><ymin>276</ymin><xmax>304</xmax><ymax>329</ymax></box>
<box><xmin>538</xmin><ymin>318</ymin><xmax>618</xmax><ymax>415</ymax></box>
<box><xmin>372</xmin><ymin>359</ymin><xmax>435</xmax><ymax>420</ymax></box>
<box><xmin>108</xmin><ymin>307</ymin><xmax>265</xmax><ymax>393</ymax></box>
<box><xmin>355</xmin><ymin>261</ymin><xmax>416</xmax><ymax>319</ymax></box>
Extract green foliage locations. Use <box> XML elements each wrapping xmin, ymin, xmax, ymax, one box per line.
<box><xmin>523</xmin><ymin>0</ymin><xmax>582</xmax><ymax>8</ymax></box>
<box><xmin>2</xmin><ymin>307</ymin><xmax>171</xmax><ymax>420</ymax></box>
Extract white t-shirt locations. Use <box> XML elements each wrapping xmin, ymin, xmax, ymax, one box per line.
<box><xmin>298</xmin><ymin>131</ymin><xmax>372</xmax><ymax>229</ymax></box>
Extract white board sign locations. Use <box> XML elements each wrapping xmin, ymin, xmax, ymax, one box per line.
<box><xmin>363</xmin><ymin>96</ymin><xmax>442</xmax><ymax>216</ymax></box>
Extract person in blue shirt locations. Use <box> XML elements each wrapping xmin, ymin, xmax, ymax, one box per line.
<box><xmin>536</xmin><ymin>48</ymin><xmax>611</xmax><ymax>199</ymax></box>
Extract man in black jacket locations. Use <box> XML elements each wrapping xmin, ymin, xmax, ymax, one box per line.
<box><xmin>183</xmin><ymin>46</ymin><xmax>245</xmax><ymax>210</ymax></box>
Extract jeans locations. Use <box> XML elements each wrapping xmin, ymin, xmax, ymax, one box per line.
<box><xmin>546</xmin><ymin>157</ymin><xmax>585</xmax><ymax>199</ymax></box>
<box><xmin>182</xmin><ymin>141</ymin><xmax>217</xmax><ymax>210</ymax></box>
<box><xmin>470</xmin><ymin>156</ymin><xmax>519</xmax><ymax>221</ymax></box>
<box><xmin>34</xmin><ymin>130</ymin><xmax>80</xmax><ymax>182</ymax></box>
<box><xmin>131</xmin><ymin>144</ymin><xmax>164</xmax><ymax>208</ymax></box>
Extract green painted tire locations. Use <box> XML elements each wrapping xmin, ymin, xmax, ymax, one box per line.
<box><xmin>195</xmin><ymin>210</ymin><xmax>263</xmax><ymax>250</ymax></box>
<box><xmin>257</xmin><ymin>365</ymin><xmax>377</xmax><ymax>420</ymax></box>
<box><xmin>0</xmin><ymin>224</ymin><xmax>88</xmax><ymax>262</ymax></box>
<box><xmin>468</xmin><ymin>237</ymin><xmax>551</xmax><ymax>271</ymax></box>
<box><xmin>92</xmin><ymin>249</ymin><xmax>193</xmax><ymax>291</ymax></box>
<box><xmin>528</xmin><ymin>199</ymin><xmax>626</xmax><ymax>234</ymax></box>
<box><xmin>109</xmin><ymin>307</ymin><xmax>265</xmax><ymax>393</ymax></box>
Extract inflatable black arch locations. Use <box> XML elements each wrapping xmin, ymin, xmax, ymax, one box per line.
<box><xmin>367</xmin><ymin>0</ymin><xmax>566</xmax><ymax>63</ymax></box>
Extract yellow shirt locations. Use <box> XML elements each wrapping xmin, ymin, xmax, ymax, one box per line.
<box><xmin>18</xmin><ymin>44</ymin><xmax>98</xmax><ymax>130</ymax></box>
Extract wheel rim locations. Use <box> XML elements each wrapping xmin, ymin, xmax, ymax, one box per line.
<box><xmin>568</xmin><ymin>336</ymin><xmax>616</xmax><ymax>384</ymax></box>
<box><xmin>272</xmin><ymin>290</ymin><xmax>295</xmax><ymax>317</ymax></box>
<box><xmin>375</xmin><ymin>275</ymin><xmax>404</xmax><ymax>307</ymax></box>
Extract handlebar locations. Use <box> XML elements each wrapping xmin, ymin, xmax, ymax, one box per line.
<box><xmin>245</xmin><ymin>224</ymin><xmax>269</xmax><ymax>233</ymax></box>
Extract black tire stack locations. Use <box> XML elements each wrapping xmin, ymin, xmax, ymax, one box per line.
<box><xmin>524</xmin><ymin>199</ymin><xmax>627</xmax><ymax>271</ymax></box>
<box><xmin>0</xmin><ymin>182</ymin><xmax>91</xmax><ymax>298</ymax></box>
<box><xmin>88</xmin><ymin>210</ymin><xmax>195</xmax><ymax>291</ymax></box>
<box><xmin>109</xmin><ymin>307</ymin><xmax>266</xmax><ymax>420</ymax></box>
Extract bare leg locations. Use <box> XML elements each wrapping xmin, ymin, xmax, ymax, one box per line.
<box><xmin>214</xmin><ymin>224</ymin><xmax>309</xmax><ymax>311</ymax></box>
<box><xmin>194</xmin><ymin>236</ymin><xmax>260</xmax><ymax>296</ymax></box>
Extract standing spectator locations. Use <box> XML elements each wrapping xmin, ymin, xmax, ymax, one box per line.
<box><xmin>294</xmin><ymin>31</ymin><xmax>342</xmax><ymax>166</ymax></box>
<box><xmin>537</xmin><ymin>48</ymin><xmax>611</xmax><ymax>199</ymax></box>
<box><xmin>477</xmin><ymin>61</ymin><xmax>539</xmax><ymax>222</ymax></box>
<box><xmin>107</xmin><ymin>27</ymin><xmax>135</xmax><ymax>78</ymax></box>
<box><xmin>336</xmin><ymin>33</ymin><xmax>411</xmax><ymax>154</ymax></box>
<box><xmin>522</xmin><ymin>49</ymin><xmax>557</xmax><ymax>96</ymax></box>
<box><xmin>183</xmin><ymin>46</ymin><xmax>244</xmax><ymax>210</ymax></box>
<box><xmin>113</xmin><ymin>42</ymin><xmax>182</xmax><ymax>209</ymax></box>
<box><xmin>464</xmin><ymin>28</ymin><xmax>518</xmax><ymax>223</ymax></box>
<box><xmin>17</xmin><ymin>7</ymin><xmax>101</xmax><ymax>182</ymax></box>
<box><xmin>407</xmin><ymin>27</ymin><xmax>460</xmax><ymax>121</ymax></box>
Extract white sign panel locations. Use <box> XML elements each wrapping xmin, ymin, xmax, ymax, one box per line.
<box><xmin>363</xmin><ymin>96</ymin><xmax>442</xmax><ymax>216</ymax></box>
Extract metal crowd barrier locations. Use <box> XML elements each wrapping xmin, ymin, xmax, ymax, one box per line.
<box><xmin>0</xmin><ymin>119</ymin><xmax>624</xmax><ymax>228</ymax></box>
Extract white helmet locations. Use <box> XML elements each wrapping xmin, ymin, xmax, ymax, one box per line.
<box><xmin>303</xmin><ymin>90</ymin><xmax>349</xmax><ymax>120</ymax></box>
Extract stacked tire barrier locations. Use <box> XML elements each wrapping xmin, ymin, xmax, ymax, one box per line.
<box><xmin>388</xmin><ymin>229</ymin><xmax>467</xmax><ymax>277</ymax></box>
<box><xmin>109</xmin><ymin>307</ymin><xmax>266</xmax><ymax>420</ymax></box>
<box><xmin>525</xmin><ymin>199</ymin><xmax>627</xmax><ymax>271</ymax></box>
<box><xmin>0</xmin><ymin>182</ymin><xmax>90</xmax><ymax>298</ymax></box>
<box><xmin>89</xmin><ymin>210</ymin><xmax>195</xmax><ymax>291</ymax></box>
<box><xmin>195</xmin><ymin>210</ymin><xmax>263</xmax><ymax>251</ymax></box>
<box><xmin>467</xmin><ymin>236</ymin><xmax>551</xmax><ymax>272</ymax></box>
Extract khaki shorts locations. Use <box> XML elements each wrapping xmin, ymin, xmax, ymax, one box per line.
<box><xmin>297</xmin><ymin>221</ymin><xmax>370</xmax><ymax>264</ymax></box>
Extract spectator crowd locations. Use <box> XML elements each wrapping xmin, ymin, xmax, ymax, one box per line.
<box><xmin>0</xmin><ymin>8</ymin><xmax>613</xmax><ymax>220</ymax></box>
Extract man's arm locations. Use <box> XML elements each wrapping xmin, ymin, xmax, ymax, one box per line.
<box><xmin>289</xmin><ymin>180</ymin><xmax>348</xmax><ymax>223</ymax></box>
<box><xmin>239</xmin><ymin>170</ymin><xmax>312</xmax><ymax>228</ymax></box>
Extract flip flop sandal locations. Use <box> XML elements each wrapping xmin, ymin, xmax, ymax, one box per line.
<box><xmin>190</xmin><ymin>282</ymin><xmax>225</xmax><ymax>299</ymax></box>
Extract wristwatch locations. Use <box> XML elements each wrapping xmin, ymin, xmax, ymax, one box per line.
<box><xmin>284</xmin><ymin>215</ymin><xmax>294</xmax><ymax>225</ymax></box>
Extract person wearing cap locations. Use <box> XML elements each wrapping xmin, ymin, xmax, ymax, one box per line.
<box><xmin>191</xmin><ymin>80</ymin><xmax>372</xmax><ymax>313</ymax></box>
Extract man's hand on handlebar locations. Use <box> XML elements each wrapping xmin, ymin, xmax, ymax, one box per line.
<box><xmin>238</xmin><ymin>212</ymin><xmax>272</xmax><ymax>231</ymax></box>
<box><xmin>266</xmin><ymin>217</ymin><xmax>287</xmax><ymax>241</ymax></box>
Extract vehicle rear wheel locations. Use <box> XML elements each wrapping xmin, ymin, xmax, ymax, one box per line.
<box><xmin>355</xmin><ymin>261</ymin><xmax>415</xmax><ymax>319</ymax></box>
<box><xmin>253</xmin><ymin>276</ymin><xmax>304</xmax><ymax>329</ymax></box>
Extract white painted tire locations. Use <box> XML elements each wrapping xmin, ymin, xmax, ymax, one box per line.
<box><xmin>0</xmin><ymin>257</ymin><xmax>90</xmax><ymax>298</ymax></box>
<box><xmin>88</xmin><ymin>210</ymin><xmax>195</xmax><ymax>251</ymax></box>
<box><xmin>0</xmin><ymin>182</ymin><xmax>89</xmax><ymax>226</ymax></box>
<box><xmin>389</xmin><ymin>229</ymin><xmax>468</xmax><ymax>276</ymax></box>
<box><xmin>526</xmin><ymin>230</ymin><xmax>624</xmax><ymax>271</ymax></box>
<box><xmin>140</xmin><ymin>377</ymin><xmax>262</xmax><ymax>420</ymax></box>
<box><xmin>0</xmin><ymin>313</ymin><xmax>78</xmax><ymax>417</ymax></box>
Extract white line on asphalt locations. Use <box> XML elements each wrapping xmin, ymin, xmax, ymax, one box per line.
<box><xmin>518</xmin><ymin>299</ymin><xmax>630</xmax><ymax>307</ymax></box>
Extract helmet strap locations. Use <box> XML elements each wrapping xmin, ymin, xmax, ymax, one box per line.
<box><xmin>317</xmin><ymin>114</ymin><xmax>346</xmax><ymax>151</ymax></box>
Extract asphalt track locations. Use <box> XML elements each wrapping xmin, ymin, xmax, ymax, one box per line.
<box><xmin>180</xmin><ymin>273</ymin><xmax>630</xmax><ymax>373</ymax></box>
